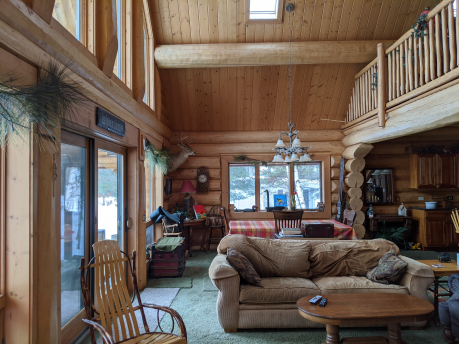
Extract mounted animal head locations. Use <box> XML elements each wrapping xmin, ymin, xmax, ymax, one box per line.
<box><xmin>168</xmin><ymin>133</ymin><xmax>196</xmax><ymax>173</ymax></box>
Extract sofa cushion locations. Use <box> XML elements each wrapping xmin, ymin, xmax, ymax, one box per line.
<box><xmin>240</xmin><ymin>277</ymin><xmax>319</xmax><ymax>304</ymax></box>
<box><xmin>366</xmin><ymin>250</ymin><xmax>408</xmax><ymax>285</ymax></box>
<box><xmin>226</xmin><ymin>248</ymin><xmax>262</xmax><ymax>287</ymax></box>
<box><xmin>308</xmin><ymin>239</ymin><xmax>400</xmax><ymax>278</ymax></box>
<box><xmin>312</xmin><ymin>276</ymin><xmax>409</xmax><ymax>295</ymax></box>
<box><xmin>218</xmin><ymin>235</ymin><xmax>312</xmax><ymax>278</ymax></box>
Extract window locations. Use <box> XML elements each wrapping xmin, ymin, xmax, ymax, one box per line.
<box><xmin>229</xmin><ymin>164</ymin><xmax>256</xmax><ymax>210</ymax></box>
<box><xmin>246</xmin><ymin>0</ymin><xmax>284</xmax><ymax>24</ymax></box>
<box><xmin>145</xmin><ymin>163</ymin><xmax>155</xmax><ymax>217</ymax></box>
<box><xmin>52</xmin><ymin>0</ymin><xmax>82</xmax><ymax>41</ymax></box>
<box><xmin>113</xmin><ymin>0</ymin><xmax>121</xmax><ymax>77</ymax></box>
<box><xmin>143</xmin><ymin>1</ymin><xmax>155</xmax><ymax>109</ymax></box>
<box><xmin>229</xmin><ymin>162</ymin><xmax>323</xmax><ymax>211</ymax></box>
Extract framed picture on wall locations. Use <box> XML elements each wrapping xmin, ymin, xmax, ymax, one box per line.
<box><xmin>273</xmin><ymin>194</ymin><xmax>287</xmax><ymax>207</ymax></box>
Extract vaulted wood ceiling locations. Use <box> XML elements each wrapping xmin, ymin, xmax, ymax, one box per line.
<box><xmin>152</xmin><ymin>0</ymin><xmax>436</xmax><ymax>131</ymax></box>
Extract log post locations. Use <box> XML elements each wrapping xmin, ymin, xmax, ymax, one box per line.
<box><xmin>132</xmin><ymin>0</ymin><xmax>145</xmax><ymax>102</ymax></box>
<box><xmin>377</xmin><ymin>43</ymin><xmax>386</xmax><ymax>127</ymax></box>
<box><xmin>96</xmin><ymin>0</ymin><xmax>118</xmax><ymax>76</ymax></box>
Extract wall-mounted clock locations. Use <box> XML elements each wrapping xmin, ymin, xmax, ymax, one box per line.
<box><xmin>196</xmin><ymin>166</ymin><xmax>209</xmax><ymax>194</ymax></box>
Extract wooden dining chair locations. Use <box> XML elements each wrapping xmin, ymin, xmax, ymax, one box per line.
<box><xmin>343</xmin><ymin>209</ymin><xmax>357</xmax><ymax>227</ymax></box>
<box><xmin>204</xmin><ymin>206</ymin><xmax>228</xmax><ymax>252</ymax></box>
<box><xmin>80</xmin><ymin>240</ymin><xmax>187</xmax><ymax>344</ymax></box>
<box><xmin>273</xmin><ymin>210</ymin><xmax>304</xmax><ymax>232</ymax></box>
<box><xmin>162</xmin><ymin>218</ymin><xmax>182</xmax><ymax>237</ymax></box>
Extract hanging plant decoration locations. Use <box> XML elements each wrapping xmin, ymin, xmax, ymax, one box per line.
<box><xmin>0</xmin><ymin>60</ymin><xmax>88</xmax><ymax>147</ymax></box>
<box><xmin>411</xmin><ymin>8</ymin><xmax>431</xmax><ymax>39</ymax></box>
<box><xmin>233</xmin><ymin>155</ymin><xmax>268</xmax><ymax>166</ymax></box>
<box><xmin>144</xmin><ymin>139</ymin><xmax>172</xmax><ymax>175</ymax></box>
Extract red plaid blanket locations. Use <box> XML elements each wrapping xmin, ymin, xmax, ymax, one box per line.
<box><xmin>228</xmin><ymin>219</ymin><xmax>357</xmax><ymax>240</ymax></box>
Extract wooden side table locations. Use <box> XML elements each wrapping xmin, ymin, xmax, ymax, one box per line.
<box><xmin>368</xmin><ymin>215</ymin><xmax>412</xmax><ymax>239</ymax></box>
<box><xmin>182</xmin><ymin>218</ymin><xmax>206</xmax><ymax>257</ymax></box>
<box><xmin>418</xmin><ymin>259</ymin><xmax>458</xmax><ymax>325</ymax></box>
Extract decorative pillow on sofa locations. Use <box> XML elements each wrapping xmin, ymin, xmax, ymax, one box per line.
<box><xmin>366</xmin><ymin>250</ymin><xmax>408</xmax><ymax>285</ymax></box>
<box><xmin>226</xmin><ymin>248</ymin><xmax>263</xmax><ymax>287</ymax></box>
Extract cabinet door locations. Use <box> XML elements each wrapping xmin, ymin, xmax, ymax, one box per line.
<box><xmin>425</xmin><ymin>214</ymin><xmax>448</xmax><ymax>247</ymax></box>
<box><xmin>436</xmin><ymin>154</ymin><xmax>459</xmax><ymax>188</ymax></box>
<box><xmin>410</xmin><ymin>154</ymin><xmax>437</xmax><ymax>188</ymax></box>
<box><xmin>445</xmin><ymin>218</ymin><xmax>459</xmax><ymax>246</ymax></box>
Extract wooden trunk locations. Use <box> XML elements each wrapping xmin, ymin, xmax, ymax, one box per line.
<box><xmin>149</xmin><ymin>238</ymin><xmax>186</xmax><ymax>278</ymax></box>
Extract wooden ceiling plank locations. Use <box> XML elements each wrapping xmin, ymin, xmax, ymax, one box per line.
<box><xmin>150</xmin><ymin>0</ymin><xmax>164</xmax><ymax>46</ymax></box>
<box><xmin>177</xmin><ymin>0</ymin><xmax>193</xmax><ymax>44</ymax></box>
<box><xmin>292</xmin><ymin>0</ymin><xmax>306</xmax><ymax>42</ymax></box>
<box><xmin>219</xmin><ymin>67</ymin><xmax>230</xmax><ymax>130</ymax></box>
<box><xmin>197</xmin><ymin>0</ymin><xmax>210</xmax><ymax>43</ymax></box>
<box><xmin>310</xmin><ymin>64</ymin><xmax>332</xmax><ymax>129</ymax></box>
<box><xmin>309</xmin><ymin>0</ymin><xmax>326</xmax><ymax>41</ymax></box>
<box><xmin>354</xmin><ymin>0</ymin><xmax>375</xmax><ymax>40</ymax></box>
<box><xmin>399</xmin><ymin>0</ymin><xmax>427</xmax><ymax>38</ymax></box>
<box><xmin>301</xmin><ymin>64</ymin><xmax>322</xmax><ymax>129</ymax></box>
<box><xmin>208</xmin><ymin>0</ymin><xmax>219</xmax><ymax>43</ymax></box>
<box><xmin>317</xmin><ymin>63</ymin><xmax>340</xmax><ymax>129</ymax></box>
<box><xmin>362</xmin><ymin>0</ymin><xmax>383</xmax><ymax>40</ymax></box>
<box><xmin>345</xmin><ymin>0</ymin><xmax>365</xmax><ymax>40</ymax></box>
<box><xmin>333</xmin><ymin>64</ymin><xmax>363</xmax><ymax>128</ymax></box>
<box><xmin>325</xmin><ymin>63</ymin><xmax>349</xmax><ymax>129</ymax></box>
<box><xmin>327</xmin><ymin>0</ymin><xmax>345</xmax><ymax>41</ymax></box>
<box><xmin>237</xmin><ymin>0</ymin><xmax>246</xmax><ymax>42</ymax></box>
<box><xmin>227</xmin><ymin>0</ymin><xmax>238</xmax><ymax>43</ymax></box>
<box><xmin>165</xmin><ymin>69</ymin><xmax>183</xmax><ymax>131</ymax></box>
<box><xmin>291</xmin><ymin>65</ymin><xmax>308</xmax><ymax>128</ymax></box>
<box><xmin>295</xmin><ymin>65</ymin><xmax>315</xmax><ymax>129</ymax></box>
<box><xmin>381</xmin><ymin>0</ymin><xmax>403</xmax><ymax>40</ymax></box>
<box><xmin>211</xmin><ymin>68</ymin><xmax>221</xmax><ymax>130</ymax></box>
<box><xmin>228</xmin><ymin>67</ymin><xmax>238</xmax><ymax>130</ymax></box>
<box><xmin>299</xmin><ymin>0</ymin><xmax>316</xmax><ymax>42</ymax></box>
<box><xmin>185</xmin><ymin>68</ymin><xmax>199</xmax><ymax>131</ymax></box>
<box><xmin>371</xmin><ymin>0</ymin><xmax>394</xmax><ymax>40</ymax></box>
<box><xmin>318</xmin><ymin>0</ymin><xmax>335</xmax><ymax>41</ymax></box>
<box><xmin>202</xmin><ymin>68</ymin><xmax>214</xmax><ymax>131</ymax></box>
<box><xmin>254</xmin><ymin>23</ymin><xmax>265</xmax><ymax>42</ymax></box>
<box><xmin>280</xmin><ymin>65</ymin><xmax>295</xmax><ymax>129</ymax></box>
<box><xmin>243</xmin><ymin>66</ymin><xmax>254</xmax><ymax>130</ymax></box>
<box><xmin>250</xmin><ymin>66</ymin><xmax>262</xmax><ymax>130</ymax></box>
<box><xmin>176</xmin><ymin>69</ymin><xmax>192</xmax><ymax>131</ymax></box>
<box><xmin>236</xmin><ymin>67</ymin><xmax>245</xmax><ymax>130</ymax></box>
<box><xmin>266</xmin><ymin>65</ymin><xmax>280</xmax><ymax>130</ymax></box>
<box><xmin>217</xmin><ymin>0</ymin><xmax>228</xmax><ymax>43</ymax></box>
<box><xmin>387</xmin><ymin>0</ymin><xmax>412</xmax><ymax>40</ymax></box>
<box><xmin>187</xmin><ymin>0</ymin><xmax>201</xmax><ymax>44</ymax></box>
<box><xmin>264</xmin><ymin>23</ymin><xmax>275</xmax><ymax>43</ymax></box>
<box><xmin>273</xmin><ymin>65</ymin><xmax>288</xmax><ymax>130</ymax></box>
<box><xmin>194</xmin><ymin>68</ymin><xmax>206</xmax><ymax>130</ymax></box>
<box><xmin>157</xmin><ymin>0</ymin><xmax>173</xmax><ymax>44</ymax></box>
<box><xmin>336</xmin><ymin>0</ymin><xmax>355</xmax><ymax>40</ymax></box>
<box><xmin>258</xmin><ymin>66</ymin><xmax>272</xmax><ymax>130</ymax></box>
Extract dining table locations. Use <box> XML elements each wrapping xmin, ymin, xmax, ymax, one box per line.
<box><xmin>228</xmin><ymin>219</ymin><xmax>358</xmax><ymax>240</ymax></box>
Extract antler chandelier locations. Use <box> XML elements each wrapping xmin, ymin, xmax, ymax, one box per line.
<box><xmin>272</xmin><ymin>3</ymin><xmax>312</xmax><ymax>163</ymax></box>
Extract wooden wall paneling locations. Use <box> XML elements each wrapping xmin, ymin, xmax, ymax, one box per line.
<box><xmin>273</xmin><ymin>65</ymin><xmax>288</xmax><ymax>129</ymax></box>
<box><xmin>236</xmin><ymin>67</ymin><xmax>245</xmax><ymax>130</ymax></box>
<box><xmin>157</xmin><ymin>0</ymin><xmax>173</xmax><ymax>43</ymax></box>
<box><xmin>176</xmin><ymin>69</ymin><xmax>191</xmax><ymax>131</ymax></box>
<box><xmin>243</xmin><ymin>66</ymin><xmax>254</xmax><ymax>130</ymax></box>
<box><xmin>228</xmin><ymin>67</ymin><xmax>237</xmax><ymax>131</ymax></box>
<box><xmin>197</xmin><ymin>0</ymin><xmax>210</xmax><ymax>43</ymax></box>
<box><xmin>219</xmin><ymin>67</ymin><xmax>229</xmax><ymax>131</ymax></box>
<box><xmin>290</xmin><ymin>64</ymin><xmax>307</xmax><ymax>129</ymax></box>
<box><xmin>250</xmin><ymin>66</ymin><xmax>262</xmax><ymax>130</ymax></box>
<box><xmin>265</xmin><ymin>65</ymin><xmax>279</xmax><ymax>130</ymax></box>
<box><xmin>168</xmin><ymin>168</ymin><xmax>221</xmax><ymax>180</ymax></box>
<box><xmin>202</xmin><ymin>68</ymin><xmax>214</xmax><ymax>131</ymax></box>
<box><xmin>316</xmin><ymin>64</ymin><xmax>339</xmax><ymax>129</ymax></box>
<box><xmin>211</xmin><ymin>68</ymin><xmax>221</xmax><ymax>130</ymax></box>
<box><xmin>326</xmin><ymin>64</ymin><xmax>349</xmax><ymax>129</ymax></box>
<box><xmin>177</xmin><ymin>0</ymin><xmax>192</xmax><ymax>44</ymax></box>
<box><xmin>187</xmin><ymin>0</ymin><xmax>200</xmax><ymax>44</ymax></box>
<box><xmin>172</xmin><ymin>179</ymin><xmax>221</xmax><ymax>193</ymax></box>
<box><xmin>318</xmin><ymin>0</ymin><xmax>335</xmax><ymax>41</ymax></box>
<box><xmin>258</xmin><ymin>66</ymin><xmax>271</xmax><ymax>130</ymax></box>
<box><xmin>311</xmin><ymin>64</ymin><xmax>333</xmax><ymax>129</ymax></box>
<box><xmin>194</xmin><ymin>68</ymin><xmax>206</xmax><ymax>130</ymax></box>
<box><xmin>302</xmin><ymin>65</ymin><xmax>322</xmax><ymax>129</ymax></box>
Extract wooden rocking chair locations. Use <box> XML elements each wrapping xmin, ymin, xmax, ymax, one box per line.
<box><xmin>80</xmin><ymin>240</ymin><xmax>187</xmax><ymax>344</ymax></box>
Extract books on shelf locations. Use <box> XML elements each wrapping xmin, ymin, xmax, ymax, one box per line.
<box><xmin>193</xmin><ymin>205</ymin><xmax>207</xmax><ymax>219</ymax></box>
<box><xmin>281</xmin><ymin>228</ymin><xmax>302</xmax><ymax>235</ymax></box>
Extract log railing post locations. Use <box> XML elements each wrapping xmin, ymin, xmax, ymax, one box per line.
<box><xmin>377</xmin><ymin>43</ymin><xmax>386</xmax><ymax>127</ymax></box>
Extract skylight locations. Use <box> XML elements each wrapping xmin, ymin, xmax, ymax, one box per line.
<box><xmin>249</xmin><ymin>0</ymin><xmax>279</xmax><ymax>20</ymax></box>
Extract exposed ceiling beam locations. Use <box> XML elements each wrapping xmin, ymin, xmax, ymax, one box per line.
<box><xmin>154</xmin><ymin>41</ymin><xmax>395</xmax><ymax>69</ymax></box>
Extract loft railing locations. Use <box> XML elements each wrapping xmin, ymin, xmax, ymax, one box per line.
<box><xmin>345</xmin><ymin>0</ymin><xmax>458</xmax><ymax>128</ymax></box>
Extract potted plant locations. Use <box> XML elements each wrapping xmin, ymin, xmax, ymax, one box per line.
<box><xmin>290</xmin><ymin>192</ymin><xmax>297</xmax><ymax>211</ymax></box>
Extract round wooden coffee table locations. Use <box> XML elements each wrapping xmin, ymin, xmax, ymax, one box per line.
<box><xmin>297</xmin><ymin>293</ymin><xmax>434</xmax><ymax>344</ymax></box>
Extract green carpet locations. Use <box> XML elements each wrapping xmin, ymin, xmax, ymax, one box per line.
<box><xmin>156</xmin><ymin>250</ymin><xmax>449</xmax><ymax>344</ymax></box>
<box><xmin>146</xmin><ymin>277</ymin><xmax>192</xmax><ymax>288</ymax></box>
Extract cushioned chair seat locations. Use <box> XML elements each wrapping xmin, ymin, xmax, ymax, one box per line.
<box><xmin>240</xmin><ymin>277</ymin><xmax>319</xmax><ymax>304</ymax></box>
<box><xmin>312</xmin><ymin>276</ymin><xmax>409</xmax><ymax>295</ymax></box>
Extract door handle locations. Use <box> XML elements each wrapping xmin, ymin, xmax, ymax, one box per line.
<box><xmin>126</xmin><ymin>217</ymin><xmax>133</xmax><ymax>229</ymax></box>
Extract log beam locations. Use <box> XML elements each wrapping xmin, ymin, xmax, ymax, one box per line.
<box><xmin>155</xmin><ymin>41</ymin><xmax>395</xmax><ymax>69</ymax></box>
<box><xmin>96</xmin><ymin>0</ymin><xmax>118</xmax><ymax>76</ymax></box>
<box><xmin>343</xmin><ymin>143</ymin><xmax>374</xmax><ymax>160</ymax></box>
<box><xmin>132</xmin><ymin>0</ymin><xmax>145</xmax><ymax>102</ymax></box>
<box><xmin>32</xmin><ymin>0</ymin><xmax>56</xmax><ymax>24</ymax></box>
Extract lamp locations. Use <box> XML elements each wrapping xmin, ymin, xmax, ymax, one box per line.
<box><xmin>272</xmin><ymin>154</ymin><xmax>283</xmax><ymax>162</ymax></box>
<box><xmin>284</xmin><ymin>155</ymin><xmax>292</xmax><ymax>163</ymax></box>
<box><xmin>291</xmin><ymin>153</ymin><xmax>300</xmax><ymax>161</ymax></box>
<box><xmin>292</xmin><ymin>136</ymin><xmax>301</xmax><ymax>147</ymax></box>
<box><xmin>180</xmin><ymin>180</ymin><xmax>196</xmax><ymax>217</ymax></box>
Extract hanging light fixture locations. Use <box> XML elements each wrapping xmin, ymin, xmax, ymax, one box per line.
<box><xmin>272</xmin><ymin>4</ymin><xmax>311</xmax><ymax>162</ymax></box>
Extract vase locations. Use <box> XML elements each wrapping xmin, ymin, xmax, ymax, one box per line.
<box><xmin>290</xmin><ymin>205</ymin><xmax>295</xmax><ymax>211</ymax></box>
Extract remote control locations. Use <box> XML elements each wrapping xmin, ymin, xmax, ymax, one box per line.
<box><xmin>309</xmin><ymin>295</ymin><xmax>322</xmax><ymax>304</ymax></box>
<box><xmin>319</xmin><ymin>298</ymin><xmax>327</xmax><ymax>307</ymax></box>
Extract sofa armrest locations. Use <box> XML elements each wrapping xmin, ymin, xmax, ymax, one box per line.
<box><xmin>209</xmin><ymin>254</ymin><xmax>240</xmax><ymax>331</ymax></box>
<box><xmin>399</xmin><ymin>256</ymin><xmax>435</xmax><ymax>301</ymax></box>
<box><xmin>209</xmin><ymin>254</ymin><xmax>238</xmax><ymax>280</ymax></box>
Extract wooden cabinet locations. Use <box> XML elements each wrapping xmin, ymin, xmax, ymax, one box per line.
<box><xmin>410</xmin><ymin>154</ymin><xmax>459</xmax><ymax>189</ymax></box>
<box><xmin>412</xmin><ymin>209</ymin><xmax>459</xmax><ymax>250</ymax></box>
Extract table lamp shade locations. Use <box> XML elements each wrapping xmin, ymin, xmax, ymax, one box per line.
<box><xmin>180</xmin><ymin>180</ymin><xmax>196</xmax><ymax>193</ymax></box>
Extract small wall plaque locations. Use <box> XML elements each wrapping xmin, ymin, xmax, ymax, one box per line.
<box><xmin>96</xmin><ymin>107</ymin><xmax>125</xmax><ymax>137</ymax></box>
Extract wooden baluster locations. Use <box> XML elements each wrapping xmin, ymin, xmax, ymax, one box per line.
<box><xmin>388</xmin><ymin>52</ymin><xmax>392</xmax><ymax>101</ymax></box>
<box><xmin>448</xmin><ymin>3</ymin><xmax>456</xmax><ymax>70</ymax></box>
<box><xmin>361</xmin><ymin>75</ymin><xmax>365</xmax><ymax>116</ymax></box>
<box><xmin>456</xmin><ymin>9</ymin><xmax>459</xmax><ymax>67</ymax></box>
<box><xmin>408</xmin><ymin>36</ymin><xmax>414</xmax><ymax>91</ymax></box>
<box><xmin>418</xmin><ymin>36</ymin><xmax>424</xmax><ymax>86</ymax></box>
<box><xmin>405</xmin><ymin>39</ymin><xmax>409</xmax><ymax>93</ymax></box>
<box><xmin>373</xmin><ymin>65</ymin><xmax>377</xmax><ymax>109</ymax></box>
<box><xmin>396</xmin><ymin>48</ymin><xmax>400</xmax><ymax>97</ymax></box>
<box><xmin>353</xmin><ymin>80</ymin><xmax>357</xmax><ymax>120</ymax></box>
<box><xmin>429</xmin><ymin>17</ymin><xmax>435</xmax><ymax>81</ymax></box>
<box><xmin>414</xmin><ymin>35</ymin><xmax>419</xmax><ymax>89</ymax></box>
<box><xmin>358</xmin><ymin>77</ymin><xmax>362</xmax><ymax>117</ymax></box>
<box><xmin>392</xmin><ymin>51</ymin><xmax>396</xmax><ymax>100</ymax></box>
<box><xmin>365</xmin><ymin>72</ymin><xmax>369</xmax><ymax>113</ymax></box>
<box><xmin>442</xmin><ymin>8</ymin><xmax>449</xmax><ymax>74</ymax></box>
<box><xmin>435</xmin><ymin>12</ymin><xmax>442</xmax><ymax>77</ymax></box>
<box><xmin>377</xmin><ymin>43</ymin><xmax>386</xmax><ymax>127</ymax></box>
<box><xmin>424</xmin><ymin>27</ymin><xmax>430</xmax><ymax>83</ymax></box>
<box><xmin>371</xmin><ymin>67</ymin><xmax>375</xmax><ymax>109</ymax></box>
<box><xmin>399</xmin><ymin>43</ymin><xmax>405</xmax><ymax>95</ymax></box>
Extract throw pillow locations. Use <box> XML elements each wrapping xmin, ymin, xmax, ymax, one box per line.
<box><xmin>366</xmin><ymin>250</ymin><xmax>408</xmax><ymax>285</ymax></box>
<box><xmin>226</xmin><ymin>248</ymin><xmax>263</xmax><ymax>287</ymax></box>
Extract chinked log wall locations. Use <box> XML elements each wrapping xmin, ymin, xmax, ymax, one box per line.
<box><xmin>164</xmin><ymin>130</ymin><xmax>345</xmax><ymax>244</ymax></box>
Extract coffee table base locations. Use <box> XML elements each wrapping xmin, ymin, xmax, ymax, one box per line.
<box><xmin>322</xmin><ymin>324</ymin><xmax>407</xmax><ymax>344</ymax></box>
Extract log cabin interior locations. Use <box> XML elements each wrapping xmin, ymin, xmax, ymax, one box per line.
<box><xmin>0</xmin><ymin>0</ymin><xmax>458</xmax><ymax>343</ymax></box>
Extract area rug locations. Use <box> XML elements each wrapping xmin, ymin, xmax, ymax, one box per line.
<box><xmin>94</xmin><ymin>288</ymin><xmax>179</xmax><ymax>344</ymax></box>
<box><xmin>147</xmin><ymin>277</ymin><xmax>192</xmax><ymax>288</ymax></box>
<box><xmin>202</xmin><ymin>272</ymin><xmax>218</xmax><ymax>292</ymax></box>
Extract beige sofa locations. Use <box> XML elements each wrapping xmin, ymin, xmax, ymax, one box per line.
<box><xmin>209</xmin><ymin>235</ymin><xmax>435</xmax><ymax>332</ymax></box>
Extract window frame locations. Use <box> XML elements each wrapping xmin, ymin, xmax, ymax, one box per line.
<box><xmin>142</xmin><ymin>1</ymin><xmax>156</xmax><ymax>109</ymax></box>
<box><xmin>245</xmin><ymin>0</ymin><xmax>285</xmax><ymax>24</ymax></box>
<box><xmin>222</xmin><ymin>154</ymin><xmax>331</xmax><ymax>219</ymax></box>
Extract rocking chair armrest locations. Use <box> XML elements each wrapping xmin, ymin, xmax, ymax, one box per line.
<box><xmin>142</xmin><ymin>304</ymin><xmax>187</xmax><ymax>338</ymax></box>
<box><xmin>82</xmin><ymin>319</ymin><xmax>115</xmax><ymax>344</ymax></box>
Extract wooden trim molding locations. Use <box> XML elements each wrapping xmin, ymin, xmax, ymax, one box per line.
<box><xmin>32</xmin><ymin>0</ymin><xmax>56</xmax><ymax>24</ymax></box>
